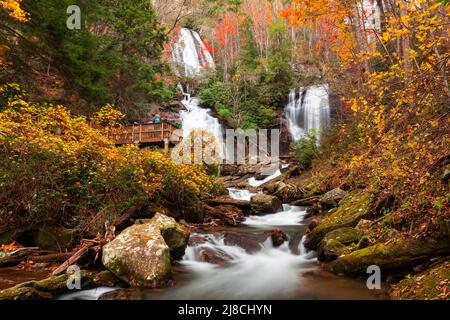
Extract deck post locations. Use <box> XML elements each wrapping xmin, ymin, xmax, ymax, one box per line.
<box><xmin>164</xmin><ymin>138</ymin><xmax>169</xmax><ymax>155</ymax></box>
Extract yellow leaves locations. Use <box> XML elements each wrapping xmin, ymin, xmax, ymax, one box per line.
<box><xmin>0</xmin><ymin>0</ymin><xmax>29</xmax><ymax>22</ymax></box>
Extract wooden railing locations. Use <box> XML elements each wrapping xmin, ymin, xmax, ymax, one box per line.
<box><xmin>110</xmin><ymin>121</ymin><xmax>181</xmax><ymax>145</ymax></box>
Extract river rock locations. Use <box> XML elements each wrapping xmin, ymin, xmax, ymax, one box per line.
<box><xmin>250</xmin><ymin>194</ymin><xmax>282</xmax><ymax>215</ymax></box>
<box><xmin>205</xmin><ymin>196</ymin><xmax>251</xmax><ymax>213</ymax></box>
<box><xmin>102</xmin><ymin>223</ymin><xmax>172</xmax><ymax>287</ymax></box>
<box><xmin>150</xmin><ymin>213</ymin><xmax>190</xmax><ymax>260</ymax></box>
<box><xmin>203</xmin><ymin>204</ymin><xmax>244</xmax><ymax>227</ymax></box>
<box><xmin>329</xmin><ymin>237</ymin><xmax>450</xmax><ymax>275</ymax></box>
<box><xmin>224</xmin><ymin>232</ymin><xmax>261</xmax><ymax>253</ymax></box>
<box><xmin>266</xmin><ymin>229</ymin><xmax>288</xmax><ymax>247</ymax></box>
<box><xmin>291</xmin><ymin>196</ymin><xmax>321</xmax><ymax>207</ymax></box>
<box><xmin>317</xmin><ymin>227</ymin><xmax>364</xmax><ymax>262</ymax></box>
<box><xmin>319</xmin><ymin>188</ymin><xmax>348</xmax><ymax>209</ymax></box>
<box><xmin>304</xmin><ymin>191</ymin><xmax>374</xmax><ymax>250</ymax></box>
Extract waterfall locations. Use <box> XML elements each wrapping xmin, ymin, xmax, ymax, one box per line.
<box><xmin>285</xmin><ymin>84</ymin><xmax>330</xmax><ymax>142</ymax></box>
<box><xmin>179</xmin><ymin>88</ymin><xmax>224</xmax><ymax>146</ymax></box>
<box><xmin>171</xmin><ymin>28</ymin><xmax>215</xmax><ymax>77</ymax></box>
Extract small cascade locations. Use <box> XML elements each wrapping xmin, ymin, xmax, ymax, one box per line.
<box><xmin>285</xmin><ymin>84</ymin><xmax>330</xmax><ymax>142</ymax></box>
<box><xmin>179</xmin><ymin>94</ymin><xmax>224</xmax><ymax>146</ymax></box>
<box><xmin>171</xmin><ymin>28</ymin><xmax>215</xmax><ymax>77</ymax></box>
<box><xmin>243</xmin><ymin>204</ymin><xmax>308</xmax><ymax>227</ymax></box>
<box><xmin>172</xmin><ymin>233</ymin><xmax>316</xmax><ymax>299</ymax></box>
<box><xmin>228</xmin><ymin>188</ymin><xmax>256</xmax><ymax>201</ymax></box>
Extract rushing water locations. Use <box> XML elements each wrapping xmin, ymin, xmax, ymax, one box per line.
<box><xmin>60</xmin><ymin>89</ymin><xmax>387</xmax><ymax>301</ymax></box>
<box><xmin>171</xmin><ymin>28</ymin><xmax>215</xmax><ymax>77</ymax></box>
<box><xmin>285</xmin><ymin>85</ymin><xmax>331</xmax><ymax>142</ymax></box>
<box><xmin>180</xmin><ymin>94</ymin><xmax>224</xmax><ymax>145</ymax></box>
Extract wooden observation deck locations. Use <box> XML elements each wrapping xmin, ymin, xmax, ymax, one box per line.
<box><xmin>109</xmin><ymin>121</ymin><xmax>182</xmax><ymax>146</ymax></box>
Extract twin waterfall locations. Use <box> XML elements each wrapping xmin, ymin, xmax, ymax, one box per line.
<box><xmin>172</xmin><ymin>28</ymin><xmax>331</xmax><ymax>144</ymax></box>
<box><xmin>285</xmin><ymin>85</ymin><xmax>331</xmax><ymax>142</ymax></box>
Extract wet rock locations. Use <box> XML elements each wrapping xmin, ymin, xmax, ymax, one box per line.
<box><xmin>319</xmin><ymin>188</ymin><xmax>348</xmax><ymax>209</ymax></box>
<box><xmin>266</xmin><ymin>229</ymin><xmax>288</xmax><ymax>247</ymax></box>
<box><xmin>224</xmin><ymin>232</ymin><xmax>261</xmax><ymax>253</ymax></box>
<box><xmin>150</xmin><ymin>213</ymin><xmax>190</xmax><ymax>260</ymax></box>
<box><xmin>203</xmin><ymin>204</ymin><xmax>244</xmax><ymax>227</ymax></box>
<box><xmin>250</xmin><ymin>194</ymin><xmax>282</xmax><ymax>216</ymax></box>
<box><xmin>93</xmin><ymin>270</ymin><xmax>124</xmax><ymax>288</ymax></box>
<box><xmin>291</xmin><ymin>196</ymin><xmax>321</xmax><ymax>207</ymax></box>
<box><xmin>102</xmin><ymin>223</ymin><xmax>172</xmax><ymax>287</ymax></box>
<box><xmin>267</xmin><ymin>182</ymin><xmax>301</xmax><ymax>203</ymax></box>
<box><xmin>304</xmin><ymin>191</ymin><xmax>374</xmax><ymax>250</ymax></box>
<box><xmin>205</xmin><ymin>197</ymin><xmax>251</xmax><ymax>213</ymax></box>
<box><xmin>317</xmin><ymin>227</ymin><xmax>364</xmax><ymax>262</ymax></box>
<box><xmin>328</xmin><ymin>238</ymin><xmax>450</xmax><ymax>275</ymax></box>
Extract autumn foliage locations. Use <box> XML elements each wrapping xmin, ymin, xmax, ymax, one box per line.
<box><xmin>0</xmin><ymin>84</ymin><xmax>222</xmax><ymax>237</ymax></box>
<box><xmin>283</xmin><ymin>0</ymin><xmax>450</xmax><ymax>237</ymax></box>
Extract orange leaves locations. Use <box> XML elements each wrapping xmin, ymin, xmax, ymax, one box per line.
<box><xmin>0</xmin><ymin>241</ymin><xmax>21</xmax><ymax>252</ymax></box>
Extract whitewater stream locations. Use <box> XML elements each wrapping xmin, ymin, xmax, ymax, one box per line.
<box><xmin>60</xmin><ymin>88</ymin><xmax>387</xmax><ymax>301</ymax></box>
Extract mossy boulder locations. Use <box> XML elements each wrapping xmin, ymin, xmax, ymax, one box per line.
<box><xmin>304</xmin><ymin>191</ymin><xmax>374</xmax><ymax>250</ymax></box>
<box><xmin>149</xmin><ymin>213</ymin><xmax>190</xmax><ymax>260</ymax></box>
<box><xmin>250</xmin><ymin>194</ymin><xmax>282</xmax><ymax>215</ymax></box>
<box><xmin>317</xmin><ymin>227</ymin><xmax>364</xmax><ymax>262</ymax></box>
<box><xmin>329</xmin><ymin>237</ymin><xmax>450</xmax><ymax>275</ymax></box>
<box><xmin>0</xmin><ymin>271</ymin><xmax>95</xmax><ymax>300</ymax></box>
<box><xmin>102</xmin><ymin>223</ymin><xmax>172</xmax><ymax>287</ymax></box>
<box><xmin>319</xmin><ymin>188</ymin><xmax>348</xmax><ymax>209</ymax></box>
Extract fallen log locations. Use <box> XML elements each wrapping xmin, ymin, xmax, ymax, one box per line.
<box><xmin>0</xmin><ymin>248</ymin><xmax>40</xmax><ymax>267</ymax></box>
<box><xmin>51</xmin><ymin>242</ymin><xmax>96</xmax><ymax>276</ymax></box>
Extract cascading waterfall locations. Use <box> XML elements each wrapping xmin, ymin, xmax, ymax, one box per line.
<box><xmin>171</xmin><ymin>28</ymin><xmax>215</xmax><ymax>77</ymax></box>
<box><xmin>285</xmin><ymin>84</ymin><xmax>331</xmax><ymax>142</ymax></box>
<box><xmin>178</xmin><ymin>87</ymin><xmax>224</xmax><ymax>146</ymax></box>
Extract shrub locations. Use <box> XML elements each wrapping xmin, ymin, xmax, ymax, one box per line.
<box><xmin>291</xmin><ymin>130</ymin><xmax>318</xmax><ymax>169</ymax></box>
<box><xmin>0</xmin><ymin>84</ymin><xmax>222</xmax><ymax>238</ymax></box>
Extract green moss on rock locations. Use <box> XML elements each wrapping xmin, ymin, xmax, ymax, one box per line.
<box><xmin>149</xmin><ymin>213</ymin><xmax>190</xmax><ymax>260</ymax></box>
<box><xmin>304</xmin><ymin>191</ymin><xmax>374</xmax><ymax>249</ymax></box>
<box><xmin>329</xmin><ymin>238</ymin><xmax>450</xmax><ymax>275</ymax></box>
<box><xmin>317</xmin><ymin>227</ymin><xmax>364</xmax><ymax>262</ymax></box>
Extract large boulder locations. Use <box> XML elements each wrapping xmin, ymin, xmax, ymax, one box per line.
<box><xmin>328</xmin><ymin>237</ymin><xmax>450</xmax><ymax>275</ymax></box>
<box><xmin>149</xmin><ymin>213</ymin><xmax>190</xmax><ymax>260</ymax></box>
<box><xmin>317</xmin><ymin>227</ymin><xmax>364</xmax><ymax>262</ymax></box>
<box><xmin>304</xmin><ymin>191</ymin><xmax>374</xmax><ymax>250</ymax></box>
<box><xmin>250</xmin><ymin>194</ymin><xmax>283</xmax><ymax>216</ymax></box>
<box><xmin>102</xmin><ymin>223</ymin><xmax>171</xmax><ymax>287</ymax></box>
<box><xmin>319</xmin><ymin>188</ymin><xmax>348</xmax><ymax>209</ymax></box>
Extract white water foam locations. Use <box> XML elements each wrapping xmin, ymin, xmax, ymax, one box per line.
<box><xmin>171</xmin><ymin>28</ymin><xmax>215</xmax><ymax>77</ymax></box>
<box><xmin>172</xmin><ymin>235</ymin><xmax>316</xmax><ymax>299</ymax></box>
<box><xmin>243</xmin><ymin>205</ymin><xmax>307</xmax><ymax>227</ymax></box>
<box><xmin>285</xmin><ymin>84</ymin><xmax>330</xmax><ymax>142</ymax></box>
<box><xmin>58</xmin><ymin>287</ymin><xmax>116</xmax><ymax>301</ymax></box>
<box><xmin>248</xmin><ymin>169</ymin><xmax>282</xmax><ymax>187</ymax></box>
<box><xmin>228</xmin><ymin>188</ymin><xmax>256</xmax><ymax>201</ymax></box>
